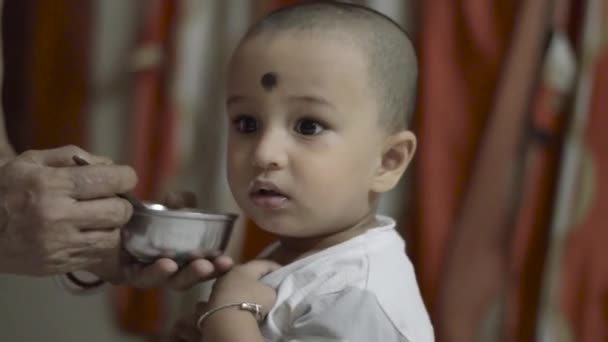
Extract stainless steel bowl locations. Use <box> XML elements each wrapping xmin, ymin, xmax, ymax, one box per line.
<box><xmin>122</xmin><ymin>202</ymin><xmax>237</xmax><ymax>264</ymax></box>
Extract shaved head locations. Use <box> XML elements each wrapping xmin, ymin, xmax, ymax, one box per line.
<box><xmin>241</xmin><ymin>1</ymin><xmax>418</xmax><ymax>132</ymax></box>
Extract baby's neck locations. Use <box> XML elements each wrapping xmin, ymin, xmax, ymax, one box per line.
<box><xmin>270</xmin><ymin>212</ymin><xmax>378</xmax><ymax>265</ymax></box>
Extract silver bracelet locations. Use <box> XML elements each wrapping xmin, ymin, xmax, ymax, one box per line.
<box><xmin>196</xmin><ymin>302</ymin><xmax>263</xmax><ymax>331</ymax></box>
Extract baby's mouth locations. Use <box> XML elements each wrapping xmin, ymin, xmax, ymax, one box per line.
<box><xmin>249</xmin><ymin>184</ymin><xmax>289</xmax><ymax>210</ymax></box>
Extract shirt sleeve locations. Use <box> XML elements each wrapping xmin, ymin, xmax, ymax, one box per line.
<box><xmin>279</xmin><ymin>286</ymin><xmax>408</xmax><ymax>342</ymax></box>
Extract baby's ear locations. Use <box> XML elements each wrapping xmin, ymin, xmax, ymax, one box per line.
<box><xmin>371</xmin><ymin>130</ymin><xmax>416</xmax><ymax>193</ymax></box>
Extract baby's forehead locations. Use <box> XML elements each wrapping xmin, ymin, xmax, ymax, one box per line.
<box><xmin>238</xmin><ymin>27</ymin><xmax>366</xmax><ymax>58</ymax></box>
<box><xmin>226</xmin><ymin>30</ymin><xmax>375</xmax><ymax>105</ymax></box>
<box><xmin>231</xmin><ymin>31</ymin><xmax>370</xmax><ymax>76</ymax></box>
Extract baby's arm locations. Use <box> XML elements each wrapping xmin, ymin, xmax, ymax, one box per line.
<box><xmin>197</xmin><ymin>260</ymin><xmax>280</xmax><ymax>342</ymax></box>
<box><xmin>171</xmin><ymin>310</ymin><xmax>262</xmax><ymax>342</ymax></box>
<box><xmin>170</xmin><ymin>300</ymin><xmax>265</xmax><ymax>342</ymax></box>
<box><xmin>200</xmin><ymin>306</ymin><xmax>264</xmax><ymax>342</ymax></box>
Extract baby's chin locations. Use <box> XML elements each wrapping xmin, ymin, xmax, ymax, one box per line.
<box><xmin>248</xmin><ymin>215</ymin><xmax>311</xmax><ymax>238</ymax></box>
<box><xmin>250</xmin><ymin>216</ymin><xmax>291</xmax><ymax>236</ymax></box>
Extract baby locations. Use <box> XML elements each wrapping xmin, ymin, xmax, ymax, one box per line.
<box><xmin>173</xmin><ymin>2</ymin><xmax>433</xmax><ymax>341</ymax></box>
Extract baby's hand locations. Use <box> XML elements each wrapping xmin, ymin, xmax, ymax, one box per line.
<box><xmin>208</xmin><ymin>259</ymin><xmax>281</xmax><ymax>317</ymax></box>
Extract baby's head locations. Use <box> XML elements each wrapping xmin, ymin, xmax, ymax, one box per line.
<box><xmin>225</xmin><ymin>1</ymin><xmax>418</xmax><ymax>240</ymax></box>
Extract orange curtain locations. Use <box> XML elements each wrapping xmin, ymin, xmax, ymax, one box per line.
<box><xmin>503</xmin><ymin>2</ymin><xmax>583</xmax><ymax>340</ymax></box>
<box><xmin>503</xmin><ymin>81</ymin><xmax>570</xmax><ymax>341</ymax></box>
<box><xmin>560</xmin><ymin>26</ymin><xmax>608</xmax><ymax>340</ymax></box>
<box><xmin>411</xmin><ymin>0</ymin><xmax>608</xmax><ymax>340</ymax></box>
<box><xmin>412</xmin><ymin>0</ymin><xmax>520</xmax><ymax>317</ymax></box>
<box><xmin>437</xmin><ymin>0</ymin><xmax>553</xmax><ymax>338</ymax></box>
<box><xmin>113</xmin><ymin>0</ymin><xmax>180</xmax><ymax>337</ymax></box>
<box><xmin>412</xmin><ymin>0</ymin><xmax>572</xmax><ymax>340</ymax></box>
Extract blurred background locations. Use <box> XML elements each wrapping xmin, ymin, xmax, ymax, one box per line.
<box><xmin>0</xmin><ymin>0</ymin><xmax>605</xmax><ymax>341</ymax></box>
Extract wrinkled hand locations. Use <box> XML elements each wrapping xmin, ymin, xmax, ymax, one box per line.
<box><xmin>0</xmin><ymin>145</ymin><xmax>136</xmax><ymax>276</ymax></box>
<box><xmin>89</xmin><ymin>191</ymin><xmax>234</xmax><ymax>290</ymax></box>
<box><xmin>207</xmin><ymin>260</ymin><xmax>281</xmax><ymax>316</ymax></box>
<box><xmin>91</xmin><ymin>252</ymin><xmax>234</xmax><ymax>290</ymax></box>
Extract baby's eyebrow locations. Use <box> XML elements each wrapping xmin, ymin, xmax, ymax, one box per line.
<box><xmin>226</xmin><ymin>95</ymin><xmax>247</xmax><ymax>107</ymax></box>
<box><xmin>288</xmin><ymin>95</ymin><xmax>335</xmax><ymax>109</ymax></box>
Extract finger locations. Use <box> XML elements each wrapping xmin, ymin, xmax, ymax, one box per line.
<box><xmin>21</xmin><ymin>145</ymin><xmax>87</xmax><ymax>167</ymax></box>
<box><xmin>62</xmin><ymin>164</ymin><xmax>137</xmax><ymax>199</ymax></box>
<box><xmin>168</xmin><ymin>259</ymin><xmax>216</xmax><ymax>290</ymax></box>
<box><xmin>127</xmin><ymin>258</ymin><xmax>179</xmax><ymax>288</ymax></box>
<box><xmin>68</xmin><ymin>197</ymin><xmax>133</xmax><ymax>229</ymax></box>
<box><xmin>72</xmin><ymin>154</ymin><xmax>114</xmax><ymax>166</ymax></box>
<box><xmin>239</xmin><ymin>259</ymin><xmax>282</xmax><ymax>279</ymax></box>
<box><xmin>162</xmin><ymin>191</ymin><xmax>198</xmax><ymax>209</ymax></box>
<box><xmin>61</xmin><ymin>230</ymin><xmax>121</xmax><ymax>275</ymax></box>
<box><xmin>77</xmin><ymin>228</ymin><xmax>121</xmax><ymax>250</ymax></box>
<box><xmin>21</xmin><ymin>145</ymin><xmax>113</xmax><ymax>167</ymax></box>
<box><xmin>212</xmin><ymin>255</ymin><xmax>234</xmax><ymax>273</ymax></box>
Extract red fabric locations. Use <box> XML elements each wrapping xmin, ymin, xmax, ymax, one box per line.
<box><xmin>560</xmin><ymin>50</ymin><xmax>608</xmax><ymax>342</ymax></box>
<box><xmin>412</xmin><ymin>0</ymin><xmax>519</xmax><ymax>314</ymax></box>
<box><xmin>436</xmin><ymin>0</ymin><xmax>552</xmax><ymax>337</ymax></box>
<box><xmin>504</xmin><ymin>79</ymin><xmax>569</xmax><ymax>342</ymax></box>
<box><xmin>502</xmin><ymin>3</ymin><xmax>582</xmax><ymax>339</ymax></box>
<box><xmin>130</xmin><ymin>0</ymin><xmax>179</xmax><ymax>201</ymax></box>
<box><xmin>113</xmin><ymin>0</ymin><xmax>180</xmax><ymax>336</ymax></box>
<box><xmin>415</xmin><ymin>0</ymin><xmax>556</xmax><ymax>340</ymax></box>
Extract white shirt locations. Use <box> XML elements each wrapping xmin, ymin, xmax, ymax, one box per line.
<box><xmin>259</xmin><ymin>216</ymin><xmax>434</xmax><ymax>341</ymax></box>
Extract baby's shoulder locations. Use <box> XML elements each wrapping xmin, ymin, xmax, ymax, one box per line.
<box><xmin>282</xmin><ymin>250</ymin><xmax>371</xmax><ymax>298</ymax></box>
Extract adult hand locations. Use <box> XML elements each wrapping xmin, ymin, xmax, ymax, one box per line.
<box><xmin>90</xmin><ymin>250</ymin><xmax>234</xmax><ymax>290</ymax></box>
<box><xmin>0</xmin><ymin>145</ymin><xmax>136</xmax><ymax>276</ymax></box>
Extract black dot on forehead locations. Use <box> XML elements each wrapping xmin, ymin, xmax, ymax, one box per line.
<box><xmin>261</xmin><ymin>72</ymin><xmax>278</xmax><ymax>91</ymax></box>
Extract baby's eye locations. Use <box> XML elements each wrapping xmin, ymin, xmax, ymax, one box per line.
<box><xmin>294</xmin><ymin>119</ymin><xmax>324</xmax><ymax>136</ymax></box>
<box><xmin>233</xmin><ymin>116</ymin><xmax>258</xmax><ymax>133</ymax></box>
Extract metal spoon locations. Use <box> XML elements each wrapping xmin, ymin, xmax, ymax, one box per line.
<box><xmin>72</xmin><ymin>155</ymin><xmax>146</xmax><ymax>210</ymax></box>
